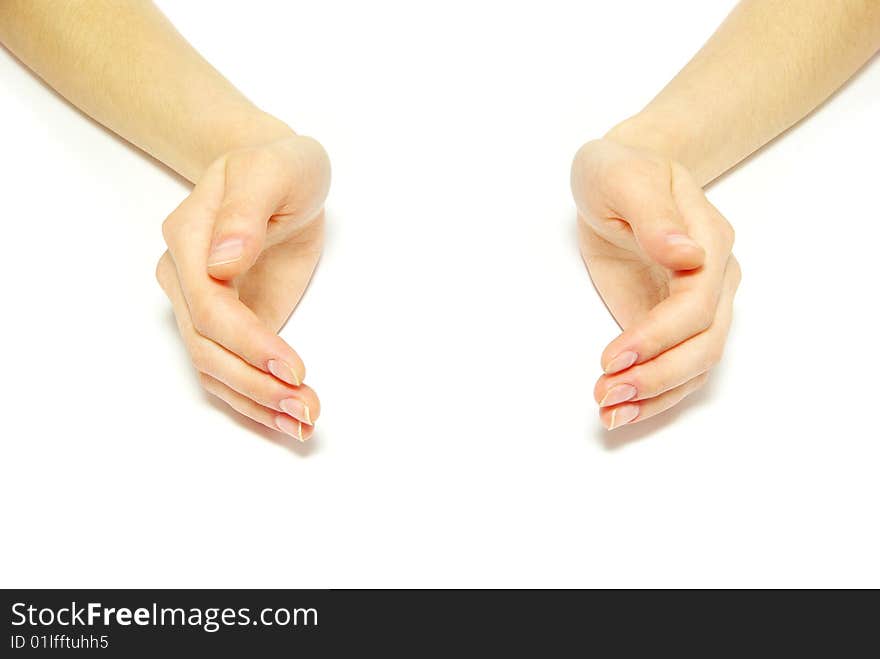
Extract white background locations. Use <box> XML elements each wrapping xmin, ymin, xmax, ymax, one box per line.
<box><xmin>1</xmin><ymin>0</ymin><xmax>878</xmax><ymax>588</ymax></box>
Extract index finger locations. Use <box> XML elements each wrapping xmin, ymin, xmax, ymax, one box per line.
<box><xmin>602</xmin><ymin>174</ymin><xmax>735</xmax><ymax>374</ymax></box>
<box><xmin>162</xmin><ymin>161</ymin><xmax>306</xmax><ymax>386</ymax></box>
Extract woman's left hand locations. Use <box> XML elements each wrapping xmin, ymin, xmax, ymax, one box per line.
<box><xmin>156</xmin><ymin>134</ymin><xmax>330</xmax><ymax>441</ymax></box>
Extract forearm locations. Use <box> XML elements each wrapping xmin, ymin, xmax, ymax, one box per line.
<box><xmin>607</xmin><ymin>0</ymin><xmax>880</xmax><ymax>185</ymax></box>
<box><xmin>0</xmin><ymin>0</ymin><xmax>293</xmax><ymax>181</ymax></box>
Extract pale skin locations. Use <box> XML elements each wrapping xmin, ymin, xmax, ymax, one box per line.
<box><xmin>573</xmin><ymin>0</ymin><xmax>880</xmax><ymax>430</ymax></box>
<box><xmin>3</xmin><ymin>3</ymin><xmax>880</xmax><ymax>440</ymax></box>
<box><xmin>0</xmin><ymin>0</ymin><xmax>329</xmax><ymax>441</ymax></box>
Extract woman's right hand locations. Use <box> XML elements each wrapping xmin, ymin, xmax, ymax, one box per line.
<box><xmin>156</xmin><ymin>134</ymin><xmax>331</xmax><ymax>441</ymax></box>
<box><xmin>571</xmin><ymin>138</ymin><xmax>740</xmax><ymax>430</ymax></box>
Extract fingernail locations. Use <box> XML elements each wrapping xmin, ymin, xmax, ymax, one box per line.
<box><xmin>280</xmin><ymin>398</ymin><xmax>312</xmax><ymax>425</ymax></box>
<box><xmin>666</xmin><ymin>233</ymin><xmax>700</xmax><ymax>249</ymax></box>
<box><xmin>599</xmin><ymin>384</ymin><xmax>637</xmax><ymax>407</ymax></box>
<box><xmin>606</xmin><ymin>403</ymin><xmax>639</xmax><ymax>430</ymax></box>
<box><xmin>275</xmin><ymin>415</ymin><xmax>306</xmax><ymax>442</ymax></box>
<box><xmin>604</xmin><ymin>351</ymin><xmax>638</xmax><ymax>374</ymax></box>
<box><xmin>207</xmin><ymin>237</ymin><xmax>244</xmax><ymax>267</ymax></box>
<box><xmin>268</xmin><ymin>359</ymin><xmax>300</xmax><ymax>386</ymax></box>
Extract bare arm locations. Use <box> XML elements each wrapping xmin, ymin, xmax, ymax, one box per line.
<box><xmin>573</xmin><ymin>0</ymin><xmax>880</xmax><ymax>430</ymax></box>
<box><xmin>608</xmin><ymin>0</ymin><xmax>880</xmax><ymax>185</ymax></box>
<box><xmin>0</xmin><ymin>0</ymin><xmax>329</xmax><ymax>440</ymax></box>
<box><xmin>0</xmin><ymin>0</ymin><xmax>293</xmax><ymax>181</ymax></box>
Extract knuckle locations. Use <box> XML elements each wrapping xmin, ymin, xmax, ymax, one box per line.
<box><xmin>215</xmin><ymin>199</ymin><xmax>251</xmax><ymax>227</ymax></box>
<box><xmin>296</xmin><ymin>135</ymin><xmax>331</xmax><ymax>173</ymax></box>
<box><xmin>189</xmin><ymin>343</ymin><xmax>211</xmax><ymax>373</ymax></box>
<box><xmin>161</xmin><ymin>214</ymin><xmax>179</xmax><ymax>244</ymax></box>
<box><xmin>626</xmin><ymin>374</ymin><xmax>643</xmax><ymax>393</ymax></box>
<box><xmin>572</xmin><ymin>140</ymin><xmax>598</xmax><ymax>168</ymax></box>
<box><xmin>571</xmin><ymin>142</ymin><xmax>599</xmax><ymax>188</ymax></box>
<box><xmin>716</xmin><ymin>216</ymin><xmax>736</xmax><ymax>247</ymax></box>
<box><xmin>729</xmin><ymin>257</ymin><xmax>743</xmax><ymax>287</ymax></box>
<box><xmin>690</xmin><ymin>301</ymin><xmax>716</xmax><ymax>332</ymax></box>
<box><xmin>693</xmin><ymin>372</ymin><xmax>711</xmax><ymax>390</ymax></box>
<box><xmin>631</xmin><ymin>372</ymin><xmax>657</xmax><ymax>397</ymax></box>
<box><xmin>634</xmin><ymin>331</ymin><xmax>662</xmax><ymax>362</ymax></box>
<box><xmin>287</xmin><ymin>137</ymin><xmax>332</xmax><ymax>211</ymax></box>
<box><xmin>703</xmin><ymin>344</ymin><xmax>725</xmax><ymax>370</ymax></box>
<box><xmin>236</xmin><ymin>377</ymin><xmax>266</xmax><ymax>405</ymax></box>
<box><xmin>154</xmin><ymin>253</ymin><xmax>172</xmax><ymax>290</ymax></box>
<box><xmin>593</xmin><ymin>378</ymin><xmax>607</xmax><ymax>403</ymax></box>
<box><xmin>631</xmin><ymin>365</ymin><xmax>671</xmax><ymax>397</ymax></box>
<box><xmin>190</xmin><ymin>300</ymin><xmax>220</xmax><ymax>337</ymax></box>
<box><xmin>632</xmin><ymin>340</ymin><xmax>659</xmax><ymax>367</ymax></box>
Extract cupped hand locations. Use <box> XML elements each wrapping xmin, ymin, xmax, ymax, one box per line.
<box><xmin>571</xmin><ymin>138</ymin><xmax>740</xmax><ymax>430</ymax></box>
<box><xmin>156</xmin><ymin>134</ymin><xmax>330</xmax><ymax>441</ymax></box>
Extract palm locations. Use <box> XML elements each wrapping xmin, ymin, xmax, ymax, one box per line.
<box><xmin>578</xmin><ymin>220</ymin><xmax>669</xmax><ymax>330</ymax></box>
<box><xmin>156</xmin><ymin>135</ymin><xmax>329</xmax><ymax>439</ymax></box>
<box><xmin>236</xmin><ymin>215</ymin><xmax>324</xmax><ymax>333</ymax></box>
<box><xmin>571</xmin><ymin>138</ymin><xmax>739</xmax><ymax>430</ymax></box>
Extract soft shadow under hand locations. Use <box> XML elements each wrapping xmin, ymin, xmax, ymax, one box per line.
<box><xmin>201</xmin><ymin>390</ymin><xmax>320</xmax><ymax>457</ymax></box>
<box><xmin>595</xmin><ymin>374</ymin><xmax>719</xmax><ymax>451</ymax></box>
<box><xmin>161</xmin><ymin>308</ymin><xmax>319</xmax><ymax>457</ymax></box>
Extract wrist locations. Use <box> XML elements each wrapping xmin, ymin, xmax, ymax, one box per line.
<box><xmin>186</xmin><ymin>106</ymin><xmax>296</xmax><ymax>181</ymax></box>
<box><xmin>605</xmin><ymin>111</ymin><xmax>714</xmax><ymax>185</ymax></box>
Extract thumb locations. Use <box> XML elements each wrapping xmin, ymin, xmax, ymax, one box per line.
<box><xmin>621</xmin><ymin>181</ymin><xmax>706</xmax><ymax>271</ymax></box>
<box><xmin>206</xmin><ymin>157</ymin><xmax>288</xmax><ymax>281</ymax></box>
<box><xmin>633</xmin><ymin>218</ymin><xmax>705</xmax><ymax>272</ymax></box>
<box><xmin>573</xmin><ymin>141</ymin><xmax>706</xmax><ymax>271</ymax></box>
<box><xmin>597</xmin><ymin>158</ymin><xmax>706</xmax><ymax>271</ymax></box>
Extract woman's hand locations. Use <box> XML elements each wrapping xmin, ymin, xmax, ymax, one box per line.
<box><xmin>156</xmin><ymin>134</ymin><xmax>330</xmax><ymax>441</ymax></box>
<box><xmin>571</xmin><ymin>138</ymin><xmax>740</xmax><ymax>430</ymax></box>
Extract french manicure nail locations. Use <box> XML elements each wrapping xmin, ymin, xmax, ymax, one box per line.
<box><xmin>666</xmin><ymin>233</ymin><xmax>700</xmax><ymax>249</ymax></box>
<box><xmin>275</xmin><ymin>415</ymin><xmax>306</xmax><ymax>442</ymax></box>
<box><xmin>607</xmin><ymin>403</ymin><xmax>639</xmax><ymax>430</ymax></box>
<box><xmin>599</xmin><ymin>384</ymin><xmax>637</xmax><ymax>407</ymax></box>
<box><xmin>604</xmin><ymin>350</ymin><xmax>638</xmax><ymax>374</ymax></box>
<box><xmin>268</xmin><ymin>359</ymin><xmax>300</xmax><ymax>386</ymax></box>
<box><xmin>207</xmin><ymin>237</ymin><xmax>244</xmax><ymax>267</ymax></box>
<box><xmin>280</xmin><ymin>398</ymin><xmax>312</xmax><ymax>425</ymax></box>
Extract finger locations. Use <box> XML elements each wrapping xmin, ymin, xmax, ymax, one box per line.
<box><xmin>206</xmin><ymin>149</ymin><xmax>290</xmax><ymax>281</ymax></box>
<box><xmin>157</xmin><ymin>252</ymin><xmax>319</xmax><ymax>424</ymax></box>
<box><xmin>596</xmin><ymin>259</ymin><xmax>739</xmax><ymax>403</ymax></box>
<box><xmin>200</xmin><ymin>373</ymin><xmax>314</xmax><ymax>442</ymax></box>
<box><xmin>162</xmin><ymin>174</ymin><xmax>306</xmax><ymax>386</ymax></box>
<box><xmin>599</xmin><ymin>156</ymin><xmax>705</xmax><ymax>271</ymax></box>
<box><xmin>237</xmin><ymin>215</ymin><xmax>325</xmax><ymax>330</ymax></box>
<box><xmin>195</xmin><ymin>334</ymin><xmax>320</xmax><ymax>424</ymax></box>
<box><xmin>601</xmin><ymin>188</ymin><xmax>737</xmax><ymax>375</ymax></box>
<box><xmin>600</xmin><ymin>372</ymin><xmax>709</xmax><ymax>430</ymax></box>
<box><xmin>187</xmin><ymin>293</ymin><xmax>307</xmax><ymax>386</ymax></box>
